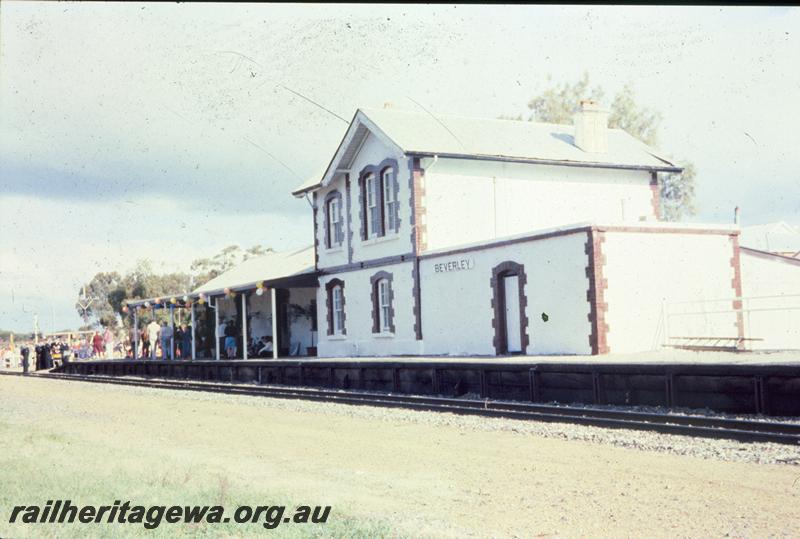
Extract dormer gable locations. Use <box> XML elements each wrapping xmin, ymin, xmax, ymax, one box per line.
<box><xmin>293</xmin><ymin>109</ymin><xmax>404</xmax><ymax>198</ymax></box>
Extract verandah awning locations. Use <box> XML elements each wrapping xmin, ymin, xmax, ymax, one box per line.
<box><xmin>125</xmin><ymin>246</ymin><xmax>316</xmax><ymax>309</ymax></box>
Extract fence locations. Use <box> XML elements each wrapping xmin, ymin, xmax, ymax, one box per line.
<box><xmin>660</xmin><ymin>294</ymin><xmax>800</xmax><ymax>351</ymax></box>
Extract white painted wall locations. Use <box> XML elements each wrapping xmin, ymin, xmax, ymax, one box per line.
<box><xmin>602</xmin><ymin>231</ymin><xmax>738</xmax><ymax>353</ymax></box>
<box><xmin>419</xmin><ymin>231</ymin><xmax>593</xmax><ymax>356</ymax></box>
<box><xmin>315</xmin><ymin>133</ymin><xmax>413</xmax><ymax>270</ymax></box>
<box><xmin>423</xmin><ymin>158</ymin><xmax>654</xmax><ymax>252</ymax></box>
<box><xmin>317</xmin><ymin>261</ymin><xmax>418</xmax><ymax>357</ymax></box>
<box><xmin>740</xmin><ymin>250</ymin><xmax>800</xmax><ymax>350</ymax></box>
<box><xmin>288</xmin><ymin>287</ymin><xmax>317</xmax><ymax>355</ymax></box>
<box><xmin>216</xmin><ymin>296</ymin><xmax>238</xmax><ymax>325</ymax></box>
<box><xmin>247</xmin><ymin>292</ymin><xmax>272</xmax><ymax>340</ymax></box>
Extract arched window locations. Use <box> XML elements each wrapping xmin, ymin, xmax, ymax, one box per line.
<box><xmin>370</xmin><ymin>271</ymin><xmax>395</xmax><ymax>334</ymax></box>
<box><xmin>325</xmin><ymin>279</ymin><xmax>346</xmax><ymax>336</ymax></box>
<box><xmin>332</xmin><ymin>285</ymin><xmax>344</xmax><ymax>334</ymax></box>
<box><xmin>365</xmin><ymin>173</ymin><xmax>379</xmax><ymax>238</ymax></box>
<box><xmin>325</xmin><ymin>192</ymin><xmax>343</xmax><ymax>248</ymax></box>
<box><xmin>359</xmin><ymin>160</ymin><xmax>399</xmax><ymax>240</ymax></box>
<box><xmin>378</xmin><ymin>279</ymin><xmax>391</xmax><ymax>331</ymax></box>
<box><xmin>382</xmin><ymin>168</ymin><xmax>398</xmax><ymax>233</ymax></box>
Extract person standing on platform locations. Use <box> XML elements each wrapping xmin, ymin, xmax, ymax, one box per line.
<box><xmin>217</xmin><ymin>318</ymin><xmax>227</xmax><ymax>359</ymax></box>
<box><xmin>20</xmin><ymin>346</ymin><xmax>30</xmax><ymax>374</ymax></box>
<box><xmin>147</xmin><ymin>319</ymin><xmax>160</xmax><ymax>360</ymax></box>
<box><xmin>160</xmin><ymin>321</ymin><xmax>174</xmax><ymax>360</ymax></box>
<box><xmin>224</xmin><ymin>333</ymin><xmax>237</xmax><ymax>359</ymax></box>
<box><xmin>224</xmin><ymin>320</ymin><xmax>238</xmax><ymax>359</ymax></box>
<box><xmin>179</xmin><ymin>323</ymin><xmax>192</xmax><ymax>359</ymax></box>
<box><xmin>174</xmin><ymin>324</ymin><xmax>184</xmax><ymax>359</ymax></box>
<box><xmin>42</xmin><ymin>342</ymin><xmax>53</xmax><ymax>369</ymax></box>
<box><xmin>102</xmin><ymin>326</ymin><xmax>114</xmax><ymax>359</ymax></box>
<box><xmin>77</xmin><ymin>337</ymin><xmax>88</xmax><ymax>359</ymax></box>
<box><xmin>92</xmin><ymin>331</ymin><xmax>103</xmax><ymax>358</ymax></box>
<box><xmin>128</xmin><ymin>325</ymin><xmax>138</xmax><ymax>358</ymax></box>
<box><xmin>140</xmin><ymin>326</ymin><xmax>150</xmax><ymax>359</ymax></box>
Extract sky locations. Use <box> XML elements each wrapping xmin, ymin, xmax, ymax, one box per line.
<box><xmin>1</xmin><ymin>3</ymin><xmax>798</xmax><ymax>334</ymax></box>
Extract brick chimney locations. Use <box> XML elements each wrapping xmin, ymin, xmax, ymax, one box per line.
<box><xmin>573</xmin><ymin>100</ymin><xmax>609</xmax><ymax>153</ymax></box>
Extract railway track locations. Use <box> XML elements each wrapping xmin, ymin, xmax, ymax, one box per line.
<box><xmin>4</xmin><ymin>370</ymin><xmax>800</xmax><ymax>445</ymax></box>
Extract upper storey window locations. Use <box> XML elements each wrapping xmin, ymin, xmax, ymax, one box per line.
<box><xmin>324</xmin><ymin>191</ymin><xmax>344</xmax><ymax>249</ymax></box>
<box><xmin>382</xmin><ymin>169</ymin><xmax>398</xmax><ymax>233</ymax></box>
<box><xmin>366</xmin><ymin>173</ymin><xmax>380</xmax><ymax>238</ymax></box>
<box><xmin>360</xmin><ymin>161</ymin><xmax>399</xmax><ymax>241</ymax></box>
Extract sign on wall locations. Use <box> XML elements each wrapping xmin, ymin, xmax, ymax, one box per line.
<box><xmin>433</xmin><ymin>257</ymin><xmax>476</xmax><ymax>274</ymax></box>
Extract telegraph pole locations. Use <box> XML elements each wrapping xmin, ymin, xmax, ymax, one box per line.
<box><xmin>77</xmin><ymin>286</ymin><xmax>96</xmax><ymax>326</ymax></box>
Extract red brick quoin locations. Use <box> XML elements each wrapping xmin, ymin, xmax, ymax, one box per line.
<box><xmin>586</xmin><ymin>230</ymin><xmax>609</xmax><ymax>355</ymax></box>
<box><xmin>730</xmin><ymin>234</ymin><xmax>745</xmax><ymax>349</ymax></box>
<box><xmin>650</xmin><ymin>171</ymin><xmax>661</xmax><ymax>220</ymax></box>
<box><xmin>411</xmin><ymin>158</ymin><xmax>427</xmax><ymax>253</ymax></box>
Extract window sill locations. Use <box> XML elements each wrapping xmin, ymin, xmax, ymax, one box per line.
<box><xmin>327</xmin><ymin>334</ymin><xmax>347</xmax><ymax>341</ymax></box>
<box><xmin>362</xmin><ymin>233</ymin><xmax>399</xmax><ymax>247</ymax></box>
<box><xmin>324</xmin><ymin>246</ymin><xmax>345</xmax><ymax>254</ymax></box>
<box><xmin>373</xmin><ymin>332</ymin><xmax>395</xmax><ymax>339</ymax></box>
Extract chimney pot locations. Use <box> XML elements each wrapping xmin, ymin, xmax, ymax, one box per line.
<box><xmin>573</xmin><ymin>100</ymin><xmax>609</xmax><ymax>153</ymax></box>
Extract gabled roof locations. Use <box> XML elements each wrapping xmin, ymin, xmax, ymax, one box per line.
<box><xmin>292</xmin><ymin>107</ymin><xmax>682</xmax><ymax>196</ymax></box>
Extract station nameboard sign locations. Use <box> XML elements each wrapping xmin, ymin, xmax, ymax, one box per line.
<box><xmin>433</xmin><ymin>257</ymin><xmax>475</xmax><ymax>274</ymax></box>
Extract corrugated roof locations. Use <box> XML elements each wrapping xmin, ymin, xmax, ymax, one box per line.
<box><xmin>192</xmin><ymin>246</ymin><xmax>315</xmax><ymax>295</ymax></box>
<box><xmin>124</xmin><ymin>247</ymin><xmax>316</xmax><ymax>308</ymax></box>
<box><xmin>293</xmin><ymin>107</ymin><xmax>681</xmax><ymax>195</ymax></box>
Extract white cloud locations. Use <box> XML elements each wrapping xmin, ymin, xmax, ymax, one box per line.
<box><xmin>0</xmin><ymin>194</ymin><xmax>309</xmax><ymax>332</ymax></box>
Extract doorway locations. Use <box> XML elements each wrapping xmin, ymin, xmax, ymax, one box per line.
<box><xmin>490</xmin><ymin>261</ymin><xmax>529</xmax><ymax>355</ymax></box>
<box><xmin>502</xmin><ymin>274</ymin><xmax>522</xmax><ymax>353</ymax></box>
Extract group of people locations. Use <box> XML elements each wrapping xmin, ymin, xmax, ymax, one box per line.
<box><xmin>2</xmin><ymin>320</ymin><xmax>280</xmax><ymax>369</ymax></box>
<box><xmin>13</xmin><ymin>339</ymin><xmax>72</xmax><ymax>373</ymax></box>
<box><xmin>136</xmin><ymin>319</ymin><xmax>193</xmax><ymax>360</ymax></box>
<box><xmin>216</xmin><ymin>319</ymin><xmax>273</xmax><ymax>359</ymax></box>
<box><xmin>6</xmin><ymin>330</ymin><xmax>119</xmax><ymax>374</ymax></box>
<box><xmin>1</xmin><ymin>318</ymin><xmax>283</xmax><ymax>371</ymax></box>
<box><xmin>32</xmin><ymin>341</ymin><xmax>66</xmax><ymax>370</ymax></box>
<box><xmin>89</xmin><ymin>327</ymin><xmax>118</xmax><ymax>359</ymax></box>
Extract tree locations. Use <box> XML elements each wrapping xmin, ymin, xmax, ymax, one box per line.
<box><xmin>75</xmin><ymin>271</ymin><xmax>124</xmax><ymax>328</ymax></box>
<box><xmin>76</xmin><ymin>244</ymin><xmax>272</xmax><ymax>329</ymax></box>
<box><xmin>190</xmin><ymin>244</ymin><xmax>273</xmax><ymax>285</ymax></box>
<box><xmin>76</xmin><ymin>262</ymin><xmax>194</xmax><ymax>328</ymax></box>
<box><xmin>509</xmin><ymin>73</ymin><xmax>696</xmax><ymax>221</ymax></box>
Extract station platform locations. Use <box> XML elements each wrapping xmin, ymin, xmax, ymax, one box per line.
<box><xmin>53</xmin><ymin>348</ymin><xmax>800</xmax><ymax>366</ymax></box>
<box><xmin>44</xmin><ymin>350</ymin><xmax>800</xmax><ymax>417</ymax></box>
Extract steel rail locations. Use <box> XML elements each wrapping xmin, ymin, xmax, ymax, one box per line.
<box><xmin>3</xmin><ymin>371</ymin><xmax>799</xmax><ymax>445</ymax></box>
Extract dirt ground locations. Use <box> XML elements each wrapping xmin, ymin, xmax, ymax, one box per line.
<box><xmin>1</xmin><ymin>376</ymin><xmax>798</xmax><ymax>538</ymax></box>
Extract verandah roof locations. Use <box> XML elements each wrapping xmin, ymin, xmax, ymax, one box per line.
<box><xmin>125</xmin><ymin>246</ymin><xmax>316</xmax><ymax>308</ymax></box>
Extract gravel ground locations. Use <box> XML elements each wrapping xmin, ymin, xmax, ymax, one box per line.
<box><xmin>3</xmin><ymin>375</ymin><xmax>799</xmax><ymax>538</ymax></box>
<box><xmin>61</xmin><ymin>376</ymin><xmax>800</xmax><ymax>466</ymax></box>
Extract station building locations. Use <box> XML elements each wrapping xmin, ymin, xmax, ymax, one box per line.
<box><xmin>293</xmin><ymin>103</ymin><xmax>800</xmax><ymax>357</ymax></box>
<box><xmin>127</xmin><ymin>103</ymin><xmax>800</xmax><ymax>358</ymax></box>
